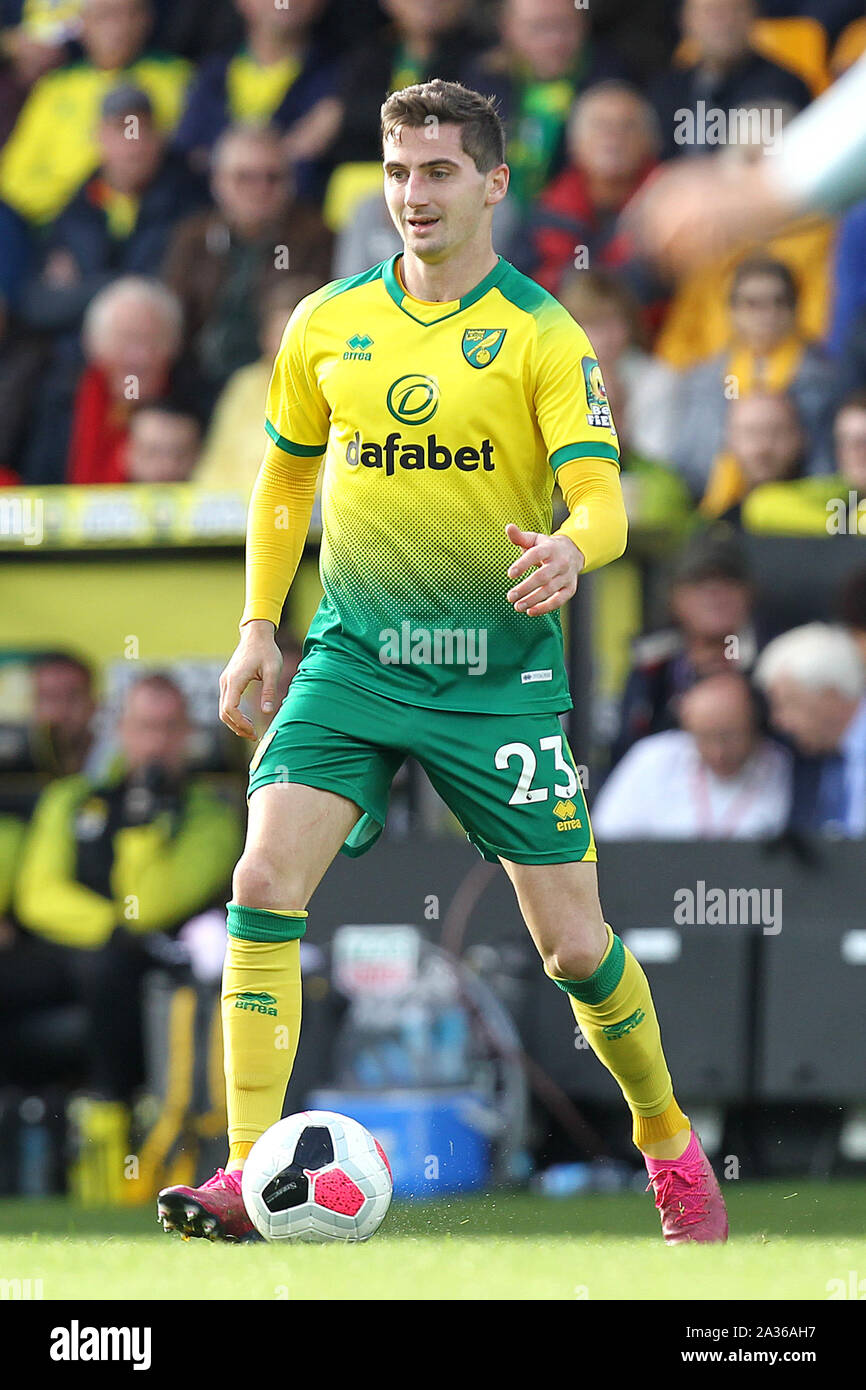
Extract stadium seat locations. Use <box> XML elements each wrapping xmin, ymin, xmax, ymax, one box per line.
<box><xmin>830</xmin><ymin>18</ymin><xmax>866</xmax><ymax>78</ymax></box>
<box><xmin>751</xmin><ymin>18</ymin><xmax>830</xmax><ymax>97</ymax></box>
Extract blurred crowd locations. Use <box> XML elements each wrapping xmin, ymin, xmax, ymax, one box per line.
<box><xmin>1</xmin><ymin>0</ymin><xmax>866</xmax><ymax>501</ymax></box>
<box><xmin>3</xmin><ymin>0</ymin><xmax>866</xmax><ymax>1181</ymax></box>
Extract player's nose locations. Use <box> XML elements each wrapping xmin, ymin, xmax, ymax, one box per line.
<box><xmin>404</xmin><ymin>174</ymin><xmax>431</xmax><ymax>207</ymax></box>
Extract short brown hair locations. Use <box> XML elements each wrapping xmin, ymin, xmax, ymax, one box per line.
<box><xmin>381</xmin><ymin>79</ymin><xmax>505</xmax><ymax>173</ymax></box>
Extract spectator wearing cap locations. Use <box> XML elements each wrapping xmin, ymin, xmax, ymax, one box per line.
<box><xmin>593</xmin><ymin>672</ymin><xmax>792</xmax><ymax>839</ymax></box>
<box><xmin>610</xmin><ymin>533</ymin><xmax>766</xmax><ymax>765</ymax></box>
<box><xmin>526</xmin><ymin>82</ymin><xmax>661</xmax><ymax>306</ymax></box>
<box><xmin>672</xmin><ymin>257</ymin><xmax>837</xmax><ymax>496</ymax></box>
<box><xmin>172</xmin><ymin>0</ymin><xmax>339</xmax><ymax>201</ymax></box>
<box><xmin>18</xmin><ymin>84</ymin><xmax>206</xmax><ymax>353</ymax></box>
<box><xmin>755</xmin><ymin>623</ymin><xmax>866</xmax><ymax>837</ymax></box>
<box><xmin>22</xmin><ymin>274</ymin><xmax>189</xmax><ymax>484</ymax></box>
<box><xmin>163</xmin><ymin>124</ymin><xmax>332</xmax><ymax>407</ymax></box>
<box><xmin>462</xmin><ymin>0</ymin><xmax>627</xmax><ymax>212</ymax></box>
<box><xmin>0</xmin><ymin>0</ymin><xmax>190</xmax><ymax>226</ymax></box>
<box><xmin>649</xmin><ymin>0</ymin><xmax>811</xmax><ymax>164</ymax></box>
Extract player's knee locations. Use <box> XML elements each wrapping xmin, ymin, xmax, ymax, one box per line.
<box><xmin>232</xmin><ymin>851</ymin><xmax>305</xmax><ymax>911</ymax></box>
<box><xmin>544</xmin><ymin>942</ymin><xmax>605</xmax><ymax>984</ymax></box>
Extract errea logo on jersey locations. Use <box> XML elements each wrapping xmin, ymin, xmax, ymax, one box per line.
<box><xmin>344</xmin><ymin>334</ymin><xmax>373</xmax><ymax>361</ymax></box>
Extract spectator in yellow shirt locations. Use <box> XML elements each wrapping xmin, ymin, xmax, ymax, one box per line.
<box><xmin>0</xmin><ymin>0</ymin><xmax>190</xmax><ymax>225</ymax></box>
<box><xmin>672</xmin><ymin>255</ymin><xmax>836</xmax><ymax>494</ymax></box>
<box><xmin>743</xmin><ymin>389</ymin><xmax>866</xmax><ymax>535</ymax></box>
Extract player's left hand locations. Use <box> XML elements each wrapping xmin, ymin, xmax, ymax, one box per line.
<box><xmin>505</xmin><ymin>524</ymin><xmax>585</xmax><ymax>616</ymax></box>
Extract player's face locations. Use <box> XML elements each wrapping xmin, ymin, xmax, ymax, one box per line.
<box><xmin>383</xmin><ymin>124</ymin><xmax>505</xmax><ymax>264</ymax></box>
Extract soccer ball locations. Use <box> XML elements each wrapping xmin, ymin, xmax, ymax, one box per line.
<box><xmin>241</xmin><ymin>1110</ymin><xmax>393</xmax><ymax>1243</ymax></box>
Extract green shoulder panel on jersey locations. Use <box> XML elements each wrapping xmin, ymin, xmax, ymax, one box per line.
<box><xmin>494</xmin><ymin>261</ymin><xmax>621</xmax><ymax>472</ymax></box>
<box><xmin>315</xmin><ymin>258</ymin><xmax>390</xmax><ymax>307</ymax></box>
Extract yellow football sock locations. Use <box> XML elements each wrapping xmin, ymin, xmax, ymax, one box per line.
<box><xmin>549</xmin><ymin>924</ymin><xmax>690</xmax><ymax>1155</ymax></box>
<box><xmin>221</xmin><ymin>905</ymin><xmax>306</xmax><ymax>1163</ymax></box>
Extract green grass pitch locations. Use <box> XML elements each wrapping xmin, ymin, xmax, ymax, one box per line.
<box><xmin>1</xmin><ymin>1182</ymin><xmax>864</xmax><ymax>1300</ymax></box>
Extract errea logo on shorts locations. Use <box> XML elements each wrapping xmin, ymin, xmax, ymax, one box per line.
<box><xmin>553</xmin><ymin>799</ymin><xmax>583</xmax><ymax>831</ymax></box>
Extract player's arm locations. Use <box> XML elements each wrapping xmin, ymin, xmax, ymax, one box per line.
<box><xmin>507</xmin><ymin>315</ymin><xmax>627</xmax><ymax>616</ymax></box>
<box><xmin>219</xmin><ymin>299</ymin><xmax>329</xmax><ymax>739</ymax></box>
<box><xmin>626</xmin><ymin>55</ymin><xmax>866</xmax><ymax>272</ymax></box>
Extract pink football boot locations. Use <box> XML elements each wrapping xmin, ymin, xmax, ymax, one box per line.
<box><xmin>157</xmin><ymin>1167</ymin><xmax>258</xmax><ymax>1242</ymax></box>
<box><xmin>644</xmin><ymin>1131</ymin><xmax>729</xmax><ymax>1244</ymax></box>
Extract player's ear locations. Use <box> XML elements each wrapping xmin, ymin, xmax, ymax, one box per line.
<box><xmin>486</xmin><ymin>163</ymin><xmax>509</xmax><ymax>207</ymax></box>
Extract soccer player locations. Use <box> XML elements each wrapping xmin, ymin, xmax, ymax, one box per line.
<box><xmin>157</xmin><ymin>79</ymin><xmax>727</xmax><ymax>1245</ymax></box>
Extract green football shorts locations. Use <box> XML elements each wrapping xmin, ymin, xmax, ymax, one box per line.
<box><xmin>247</xmin><ymin>672</ymin><xmax>596</xmax><ymax>865</ymax></box>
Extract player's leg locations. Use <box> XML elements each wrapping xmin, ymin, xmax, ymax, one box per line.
<box><xmin>499</xmin><ymin>855</ymin><xmax>727</xmax><ymax>1243</ymax></box>
<box><xmin>158</xmin><ymin>780</ymin><xmax>360</xmax><ymax>1240</ymax></box>
<box><xmin>222</xmin><ymin>780</ymin><xmax>361</xmax><ymax>1171</ymax></box>
<box><xmin>416</xmin><ymin>707</ymin><xmax>727</xmax><ymax>1243</ymax></box>
<box><xmin>499</xmin><ymin>856</ymin><xmax>689</xmax><ymax>1156</ymax></box>
<box><xmin>158</xmin><ymin>698</ymin><xmax>400</xmax><ymax>1240</ymax></box>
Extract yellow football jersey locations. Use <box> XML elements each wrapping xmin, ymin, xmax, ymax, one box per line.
<box><xmin>263</xmin><ymin>253</ymin><xmax>620</xmax><ymax>713</ymax></box>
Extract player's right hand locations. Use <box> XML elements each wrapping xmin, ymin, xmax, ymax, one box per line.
<box><xmin>219</xmin><ymin>621</ymin><xmax>282</xmax><ymax>740</ymax></box>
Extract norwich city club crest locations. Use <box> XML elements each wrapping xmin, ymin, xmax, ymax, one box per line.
<box><xmin>462</xmin><ymin>329</ymin><xmax>506</xmax><ymax>369</ymax></box>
